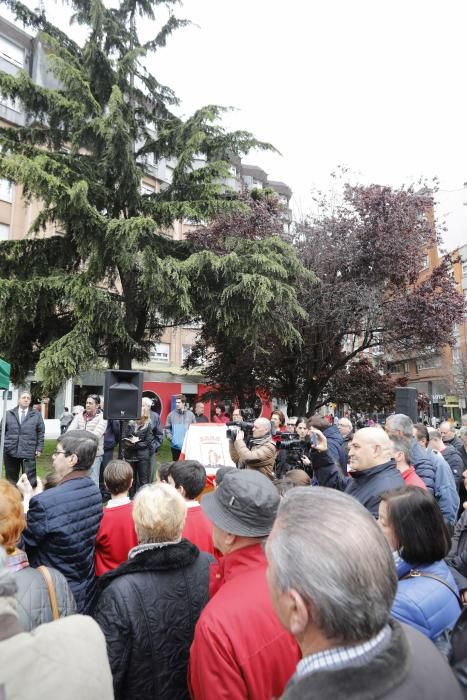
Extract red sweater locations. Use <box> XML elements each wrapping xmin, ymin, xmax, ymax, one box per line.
<box><xmin>182</xmin><ymin>505</ymin><xmax>217</xmax><ymax>557</ymax></box>
<box><xmin>95</xmin><ymin>501</ymin><xmax>138</xmax><ymax>576</ymax></box>
<box><xmin>401</xmin><ymin>466</ymin><xmax>427</xmax><ymax>489</ymax></box>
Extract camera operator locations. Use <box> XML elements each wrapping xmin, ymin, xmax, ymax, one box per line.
<box><xmin>275</xmin><ymin>417</ymin><xmax>314</xmax><ymax>479</ymax></box>
<box><xmin>229</xmin><ymin>417</ymin><xmax>276</xmax><ymax>481</ymax></box>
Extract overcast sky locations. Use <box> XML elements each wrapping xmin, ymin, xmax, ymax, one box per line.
<box><xmin>6</xmin><ymin>0</ymin><xmax>467</xmax><ymax>250</ymax></box>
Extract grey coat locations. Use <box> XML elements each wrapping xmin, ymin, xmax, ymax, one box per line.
<box><xmin>13</xmin><ymin>562</ymin><xmax>77</xmax><ymax>631</ymax></box>
<box><xmin>3</xmin><ymin>407</ymin><xmax>45</xmax><ymax>458</ymax></box>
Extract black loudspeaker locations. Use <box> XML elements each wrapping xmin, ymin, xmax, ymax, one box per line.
<box><xmin>103</xmin><ymin>370</ymin><xmax>144</xmax><ymax>420</ymax></box>
<box><xmin>395</xmin><ymin>387</ymin><xmax>418</xmax><ymax>423</ymax></box>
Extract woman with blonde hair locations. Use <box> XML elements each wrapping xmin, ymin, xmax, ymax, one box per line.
<box><xmin>123</xmin><ymin>405</ymin><xmax>154</xmax><ymax>491</ymax></box>
<box><xmin>0</xmin><ymin>479</ymin><xmax>76</xmax><ymax>630</ymax></box>
<box><xmin>93</xmin><ymin>482</ymin><xmax>214</xmax><ymax>699</ymax></box>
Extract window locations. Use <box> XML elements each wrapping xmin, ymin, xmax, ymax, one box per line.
<box><xmin>0</xmin><ymin>179</ymin><xmax>13</xmax><ymax>202</ymax></box>
<box><xmin>141</xmin><ymin>182</ymin><xmax>155</xmax><ymax>196</ymax></box>
<box><xmin>0</xmin><ymin>223</ymin><xmax>10</xmax><ymax>241</ymax></box>
<box><xmin>416</xmin><ymin>355</ymin><xmax>442</xmax><ymax>371</ymax></box>
<box><xmin>181</xmin><ymin>344</ymin><xmax>192</xmax><ymax>364</ymax></box>
<box><xmin>420</xmin><ymin>255</ymin><xmax>429</xmax><ymax>271</ymax></box>
<box><xmin>0</xmin><ymin>35</ymin><xmax>24</xmax><ymax>68</ymax></box>
<box><xmin>150</xmin><ymin>343</ymin><xmax>170</xmax><ymax>362</ymax></box>
<box><xmin>462</xmin><ymin>261</ymin><xmax>467</xmax><ymax>278</ymax></box>
<box><xmin>0</xmin><ymin>94</ymin><xmax>21</xmax><ymax>112</ymax></box>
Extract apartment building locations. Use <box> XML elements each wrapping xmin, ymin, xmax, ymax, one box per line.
<box><xmin>0</xmin><ymin>17</ymin><xmax>292</xmax><ymax>420</ymax></box>
<box><xmin>387</xmin><ymin>244</ymin><xmax>467</xmax><ymax>422</ymax></box>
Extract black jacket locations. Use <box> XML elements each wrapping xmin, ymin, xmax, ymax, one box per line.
<box><xmin>3</xmin><ymin>407</ymin><xmax>45</xmax><ymax>458</ymax></box>
<box><xmin>442</xmin><ymin>444</ymin><xmax>464</xmax><ymax>487</ymax></box>
<box><xmin>124</xmin><ymin>421</ymin><xmax>154</xmax><ymax>458</ymax></box>
<box><xmin>280</xmin><ymin>620</ymin><xmax>463</xmax><ymax>700</ymax></box>
<box><xmin>447</xmin><ymin>509</ymin><xmax>467</xmax><ymax>592</ymax></box>
<box><xmin>323</xmin><ymin>424</ymin><xmax>347</xmax><ymax>472</ymax></box>
<box><xmin>313</xmin><ymin>452</ymin><xmax>404</xmax><ymax>518</ymax></box>
<box><xmin>94</xmin><ymin>540</ymin><xmax>213</xmax><ymax>700</ymax></box>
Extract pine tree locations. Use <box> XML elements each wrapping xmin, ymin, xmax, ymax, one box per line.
<box><xmin>0</xmin><ymin>0</ymin><xmax>307</xmax><ymax>392</ymax></box>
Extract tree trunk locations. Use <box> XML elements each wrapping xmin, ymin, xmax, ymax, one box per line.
<box><xmin>118</xmin><ymin>351</ymin><xmax>133</xmax><ymax>370</ymax></box>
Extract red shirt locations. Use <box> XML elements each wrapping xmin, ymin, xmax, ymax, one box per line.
<box><xmin>182</xmin><ymin>504</ymin><xmax>217</xmax><ymax>557</ymax></box>
<box><xmin>189</xmin><ymin>543</ymin><xmax>300</xmax><ymax>700</ymax></box>
<box><xmin>401</xmin><ymin>466</ymin><xmax>427</xmax><ymax>489</ymax></box>
<box><xmin>95</xmin><ymin>501</ymin><xmax>138</xmax><ymax>576</ymax></box>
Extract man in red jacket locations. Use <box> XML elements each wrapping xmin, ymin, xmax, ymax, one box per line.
<box><xmin>189</xmin><ymin>469</ymin><xmax>300</xmax><ymax>700</ymax></box>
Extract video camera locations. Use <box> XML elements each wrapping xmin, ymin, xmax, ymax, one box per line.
<box><xmin>226</xmin><ymin>420</ymin><xmax>255</xmax><ymax>442</ymax></box>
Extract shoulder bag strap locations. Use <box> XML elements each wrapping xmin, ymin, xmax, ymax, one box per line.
<box><xmin>37</xmin><ymin>566</ymin><xmax>60</xmax><ymax>620</ymax></box>
<box><xmin>403</xmin><ymin>569</ymin><xmax>462</xmax><ymax>608</ymax></box>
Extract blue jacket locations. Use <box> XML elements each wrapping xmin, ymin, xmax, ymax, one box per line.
<box><xmin>411</xmin><ymin>439</ymin><xmax>436</xmax><ymax>495</ymax></box>
<box><xmin>23</xmin><ymin>473</ymin><xmax>103</xmax><ymax>614</ymax></box>
<box><xmin>164</xmin><ymin>409</ymin><xmax>195</xmax><ymax>450</ymax></box>
<box><xmin>430</xmin><ymin>449</ymin><xmax>459</xmax><ymax>526</ymax></box>
<box><xmin>392</xmin><ymin>556</ymin><xmax>460</xmax><ymax>641</ymax></box>
<box><xmin>323</xmin><ymin>424</ymin><xmax>347</xmax><ymax>472</ymax></box>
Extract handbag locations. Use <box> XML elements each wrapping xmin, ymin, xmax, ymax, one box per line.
<box><xmin>402</xmin><ymin>568</ymin><xmax>463</xmax><ymax>608</ymax></box>
<box><xmin>37</xmin><ymin>565</ymin><xmax>60</xmax><ymax>620</ymax></box>
<box><xmin>402</xmin><ymin>569</ymin><xmax>462</xmax><ymax>661</ymax></box>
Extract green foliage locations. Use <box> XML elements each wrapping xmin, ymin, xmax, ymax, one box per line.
<box><xmin>0</xmin><ymin>0</ymin><xmax>306</xmax><ymax>393</ymax></box>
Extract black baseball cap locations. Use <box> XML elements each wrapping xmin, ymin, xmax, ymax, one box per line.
<box><xmin>201</xmin><ymin>469</ymin><xmax>279</xmax><ymax>537</ymax></box>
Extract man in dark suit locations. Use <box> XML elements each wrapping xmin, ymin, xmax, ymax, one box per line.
<box><xmin>2</xmin><ymin>391</ymin><xmax>45</xmax><ymax>485</ymax></box>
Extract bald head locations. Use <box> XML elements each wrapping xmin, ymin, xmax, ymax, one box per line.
<box><xmin>253</xmin><ymin>417</ymin><xmax>272</xmax><ymax>438</ymax></box>
<box><xmin>348</xmin><ymin>427</ymin><xmax>394</xmax><ymax>471</ymax></box>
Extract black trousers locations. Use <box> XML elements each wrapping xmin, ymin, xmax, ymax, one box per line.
<box><xmin>4</xmin><ymin>454</ymin><xmax>37</xmax><ymax>485</ymax></box>
<box><xmin>171</xmin><ymin>447</ymin><xmax>181</xmax><ymax>461</ymax></box>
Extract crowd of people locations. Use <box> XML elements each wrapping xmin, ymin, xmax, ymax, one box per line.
<box><xmin>3</xmin><ymin>395</ymin><xmax>467</xmax><ymax>698</ymax></box>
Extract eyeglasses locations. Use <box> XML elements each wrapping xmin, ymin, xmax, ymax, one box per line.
<box><xmin>52</xmin><ymin>450</ymin><xmax>68</xmax><ymax>457</ymax></box>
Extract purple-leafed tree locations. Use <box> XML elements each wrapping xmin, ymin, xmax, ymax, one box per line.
<box><xmin>325</xmin><ymin>358</ymin><xmax>408</xmax><ymax>414</ymax></box>
<box><xmin>186</xmin><ymin>182</ymin><xmax>465</xmax><ymax>414</ymax></box>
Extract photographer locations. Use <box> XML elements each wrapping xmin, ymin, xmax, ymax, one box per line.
<box><xmin>229</xmin><ymin>417</ymin><xmax>276</xmax><ymax>481</ymax></box>
<box><xmin>275</xmin><ymin>417</ymin><xmax>313</xmax><ymax>479</ymax></box>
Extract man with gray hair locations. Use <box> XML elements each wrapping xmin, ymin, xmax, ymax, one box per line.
<box><xmin>385</xmin><ymin>414</ymin><xmax>436</xmax><ymax>493</ymax></box>
<box><xmin>266</xmin><ymin>488</ymin><xmax>463</xmax><ymax>700</ymax></box>
<box><xmin>440</xmin><ymin>420</ymin><xmax>464</xmax><ymax>454</ymax></box>
<box><xmin>337</xmin><ymin>416</ymin><xmax>353</xmax><ymax>461</ymax></box>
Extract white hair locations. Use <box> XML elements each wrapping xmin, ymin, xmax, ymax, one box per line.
<box><xmin>133</xmin><ymin>483</ymin><xmax>186</xmax><ymax>544</ymax></box>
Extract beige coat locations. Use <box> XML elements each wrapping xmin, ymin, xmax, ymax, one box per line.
<box><xmin>229</xmin><ymin>438</ymin><xmax>276</xmax><ymax>480</ymax></box>
<box><xmin>0</xmin><ymin>613</ymin><xmax>114</xmax><ymax>699</ymax></box>
<box><xmin>67</xmin><ymin>412</ymin><xmax>107</xmax><ymax>456</ymax></box>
